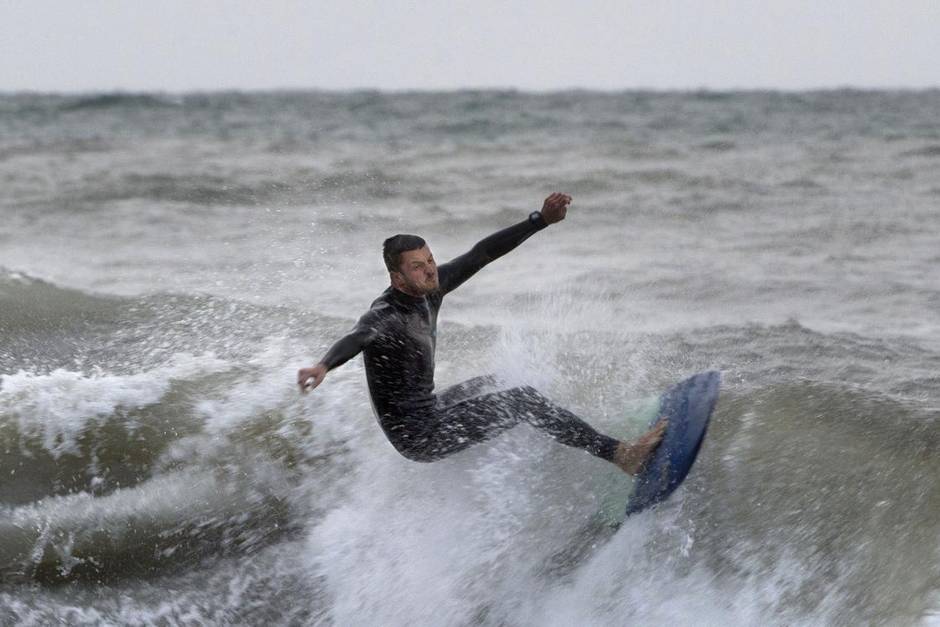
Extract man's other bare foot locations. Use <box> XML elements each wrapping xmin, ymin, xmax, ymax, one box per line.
<box><xmin>613</xmin><ymin>419</ymin><xmax>668</xmax><ymax>475</ymax></box>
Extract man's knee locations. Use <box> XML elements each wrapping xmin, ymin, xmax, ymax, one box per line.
<box><xmin>388</xmin><ymin>438</ymin><xmax>440</xmax><ymax>463</ymax></box>
<box><xmin>399</xmin><ymin>449</ymin><xmax>438</xmax><ymax>463</ymax></box>
<box><xmin>508</xmin><ymin>385</ymin><xmax>547</xmax><ymax>410</ymax></box>
<box><xmin>519</xmin><ymin>385</ymin><xmax>540</xmax><ymax>397</ymax></box>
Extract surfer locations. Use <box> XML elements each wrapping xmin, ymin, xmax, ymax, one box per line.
<box><xmin>297</xmin><ymin>193</ymin><xmax>666</xmax><ymax>473</ymax></box>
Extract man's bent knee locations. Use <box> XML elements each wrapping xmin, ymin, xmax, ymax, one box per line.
<box><xmin>388</xmin><ymin>437</ymin><xmax>450</xmax><ymax>463</ymax></box>
<box><xmin>397</xmin><ymin>448</ymin><xmax>439</xmax><ymax>463</ymax></box>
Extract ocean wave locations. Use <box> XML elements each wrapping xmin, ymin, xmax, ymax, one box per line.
<box><xmin>697</xmin><ymin>139</ymin><xmax>737</xmax><ymax>151</ymax></box>
<box><xmin>0</xmin><ymin>137</ymin><xmax>113</xmax><ymax>162</ymax></box>
<box><xmin>2</xmin><ymin>87</ymin><xmax>939</xmax><ymax>619</ymax></box>
<box><xmin>0</xmin><ymin>267</ymin><xmax>344</xmax><ymax>370</ymax></box>
<box><xmin>303</xmin><ymin>369</ymin><xmax>940</xmax><ymax>625</ymax></box>
<box><xmin>41</xmin><ymin>166</ymin><xmax>414</xmax><ymax>207</ymax></box>
<box><xmin>0</xmin><ymin>352</ymin><xmax>354</xmax><ymax>583</ymax></box>
<box><xmin>0</xmin><ymin>355</ymin><xmax>232</xmax><ymax>501</ymax></box>
<box><xmin>0</xmin><ymin>270</ymin><xmax>134</xmax><ymax>374</ymax></box>
<box><xmin>0</xmin><ymin>355</ymin><xmax>229</xmax><ymax>451</ymax></box>
<box><xmin>779</xmin><ymin>177</ymin><xmax>828</xmax><ymax>191</ymax></box>
<box><xmin>0</xmin><ymin>465</ymin><xmax>294</xmax><ymax>583</ymax></box>
<box><xmin>899</xmin><ymin>144</ymin><xmax>940</xmax><ymax>158</ymax></box>
<box><xmin>59</xmin><ymin>93</ymin><xmax>182</xmax><ymax>112</ymax></box>
<box><xmin>0</xmin><ymin>304</ymin><xmax>937</xmax><ymax>623</ymax></box>
<box><xmin>76</xmin><ymin>173</ymin><xmax>278</xmax><ymax>206</ymax></box>
<box><xmin>0</xmin><ymin>270</ymin><xmax>122</xmax><ymax>331</ymax></box>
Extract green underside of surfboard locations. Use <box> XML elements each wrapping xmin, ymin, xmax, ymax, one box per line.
<box><xmin>595</xmin><ymin>395</ymin><xmax>661</xmax><ymax>525</ymax></box>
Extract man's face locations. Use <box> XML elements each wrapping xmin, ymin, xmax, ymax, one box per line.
<box><xmin>393</xmin><ymin>245</ymin><xmax>438</xmax><ymax>295</ymax></box>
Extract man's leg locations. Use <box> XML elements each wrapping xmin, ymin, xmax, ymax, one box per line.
<box><xmin>435</xmin><ymin>375</ymin><xmax>500</xmax><ymax>408</ymax></box>
<box><xmin>395</xmin><ymin>379</ymin><xmax>517</xmax><ymax>462</ymax></box>
<box><xmin>487</xmin><ymin>386</ymin><xmax>621</xmax><ymax>461</ymax></box>
<box><xmin>398</xmin><ymin>380</ymin><xmax>665</xmax><ymax>472</ymax></box>
<box><xmin>493</xmin><ymin>386</ymin><xmax>667</xmax><ymax>473</ymax></box>
<box><xmin>410</xmin><ymin>382</ymin><xmax>617</xmax><ymax>462</ymax></box>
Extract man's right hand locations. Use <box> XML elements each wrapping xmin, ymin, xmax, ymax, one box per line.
<box><xmin>540</xmin><ymin>192</ymin><xmax>572</xmax><ymax>225</ymax></box>
<box><xmin>298</xmin><ymin>363</ymin><xmax>328</xmax><ymax>394</ymax></box>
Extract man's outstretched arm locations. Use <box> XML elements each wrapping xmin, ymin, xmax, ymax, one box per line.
<box><xmin>437</xmin><ymin>192</ymin><xmax>571</xmax><ymax>295</ymax></box>
<box><xmin>297</xmin><ymin>306</ymin><xmax>385</xmax><ymax>393</ymax></box>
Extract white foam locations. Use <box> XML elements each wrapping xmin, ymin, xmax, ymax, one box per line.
<box><xmin>190</xmin><ymin>337</ymin><xmax>376</xmax><ymax>455</ymax></box>
<box><xmin>0</xmin><ymin>353</ymin><xmax>231</xmax><ymax>458</ymax></box>
<box><xmin>306</xmin><ymin>433</ymin><xmax>831</xmax><ymax>626</ymax></box>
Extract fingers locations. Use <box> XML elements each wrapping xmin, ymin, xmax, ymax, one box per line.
<box><xmin>545</xmin><ymin>192</ymin><xmax>572</xmax><ymax>206</ymax></box>
<box><xmin>300</xmin><ymin>376</ymin><xmax>322</xmax><ymax>394</ymax></box>
<box><xmin>540</xmin><ymin>192</ymin><xmax>572</xmax><ymax>225</ymax></box>
<box><xmin>297</xmin><ymin>368</ymin><xmax>323</xmax><ymax>394</ymax></box>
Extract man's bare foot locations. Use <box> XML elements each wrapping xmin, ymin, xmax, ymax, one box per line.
<box><xmin>613</xmin><ymin>419</ymin><xmax>668</xmax><ymax>475</ymax></box>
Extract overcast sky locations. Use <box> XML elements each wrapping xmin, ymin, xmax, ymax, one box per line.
<box><xmin>2</xmin><ymin>0</ymin><xmax>939</xmax><ymax>92</ymax></box>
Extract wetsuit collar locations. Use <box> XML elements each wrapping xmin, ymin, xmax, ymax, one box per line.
<box><xmin>389</xmin><ymin>286</ymin><xmax>428</xmax><ymax>305</ymax></box>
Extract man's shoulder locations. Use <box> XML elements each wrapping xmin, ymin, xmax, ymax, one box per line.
<box><xmin>365</xmin><ymin>290</ymin><xmax>398</xmax><ymax>319</ymax></box>
<box><xmin>370</xmin><ymin>287</ymin><xmax>393</xmax><ymax>307</ymax></box>
<box><xmin>367</xmin><ymin>298</ymin><xmax>390</xmax><ymax>314</ymax></box>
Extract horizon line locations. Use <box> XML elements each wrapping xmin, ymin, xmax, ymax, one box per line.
<box><xmin>3</xmin><ymin>84</ymin><xmax>940</xmax><ymax>97</ymax></box>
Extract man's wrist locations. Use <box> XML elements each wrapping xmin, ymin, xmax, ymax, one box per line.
<box><xmin>528</xmin><ymin>210</ymin><xmax>548</xmax><ymax>228</ymax></box>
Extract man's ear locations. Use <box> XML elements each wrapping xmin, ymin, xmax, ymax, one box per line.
<box><xmin>390</xmin><ymin>271</ymin><xmax>403</xmax><ymax>289</ymax></box>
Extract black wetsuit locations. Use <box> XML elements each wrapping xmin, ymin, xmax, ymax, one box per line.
<box><xmin>320</xmin><ymin>215</ymin><xmax>619</xmax><ymax>463</ymax></box>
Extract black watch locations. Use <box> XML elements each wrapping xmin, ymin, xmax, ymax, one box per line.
<box><xmin>528</xmin><ymin>211</ymin><xmax>546</xmax><ymax>226</ymax></box>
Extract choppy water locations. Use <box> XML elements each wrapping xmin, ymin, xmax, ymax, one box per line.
<box><xmin>1</xmin><ymin>90</ymin><xmax>939</xmax><ymax>625</ymax></box>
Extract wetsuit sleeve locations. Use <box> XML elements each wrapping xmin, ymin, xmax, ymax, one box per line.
<box><xmin>319</xmin><ymin>307</ymin><xmax>386</xmax><ymax>370</ymax></box>
<box><xmin>437</xmin><ymin>214</ymin><xmax>548</xmax><ymax>295</ymax></box>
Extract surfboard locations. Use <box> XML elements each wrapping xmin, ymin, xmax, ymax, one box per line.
<box><xmin>624</xmin><ymin>371</ymin><xmax>721</xmax><ymax>516</ymax></box>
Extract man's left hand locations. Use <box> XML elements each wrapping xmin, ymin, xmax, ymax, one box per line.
<box><xmin>541</xmin><ymin>192</ymin><xmax>571</xmax><ymax>225</ymax></box>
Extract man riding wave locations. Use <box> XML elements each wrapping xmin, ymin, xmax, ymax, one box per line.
<box><xmin>298</xmin><ymin>193</ymin><xmax>665</xmax><ymax>473</ymax></box>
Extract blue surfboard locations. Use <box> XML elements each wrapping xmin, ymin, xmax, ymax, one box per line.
<box><xmin>625</xmin><ymin>371</ymin><xmax>721</xmax><ymax>516</ymax></box>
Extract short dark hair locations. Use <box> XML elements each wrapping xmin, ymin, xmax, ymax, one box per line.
<box><xmin>382</xmin><ymin>234</ymin><xmax>426</xmax><ymax>272</ymax></box>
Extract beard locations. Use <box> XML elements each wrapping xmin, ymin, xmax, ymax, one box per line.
<box><xmin>399</xmin><ymin>273</ymin><xmax>438</xmax><ymax>295</ymax></box>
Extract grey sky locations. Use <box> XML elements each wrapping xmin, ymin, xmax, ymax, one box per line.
<box><xmin>2</xmin><ymin>0</ymin><xmax>939</xmax><ymax>92</ymax></box>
